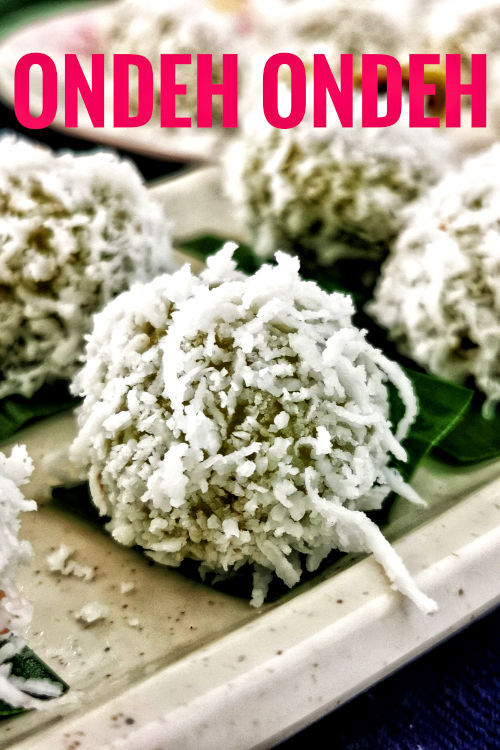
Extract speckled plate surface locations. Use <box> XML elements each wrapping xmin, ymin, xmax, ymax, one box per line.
<box><xmin>1</xmin><ymin>168</ymin><xmax>500</xmax><ymax>750</ymax></box>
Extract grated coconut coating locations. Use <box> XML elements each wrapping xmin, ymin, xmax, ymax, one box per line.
<box><xmin>370</xmin><ymin>144</ymin><xmax>500</xmax><ymax>415</ymax></box>
<box><xmin>422</xmin><ymin>0</ymin><xmax>500</xmax><ymax>142</ymax></box>
<box><xmin>248</xmin><ymin>0</ymin><xmax>407</xmax><ymax>64</ymax></box>
<box><xmin>226</xmin><ymin>93</ymin><xmax>452</xmax><ymax>266</ymax></box>
<box><xmin>0</xmin><ymin>445</ymin><xmax>34</xmax><ymax>640</ymax></box>
<box><xmin>71</xmin><ymin>246</ymin><xmax>436</xmax><ymax>613</ymax></box>
<box><xmin>424</xmin><ymin>1</ymin><xmax>500</xmax><ymax>81</ymax></box>
<box><xmin>0</xmin><ymin>135</ymin><xmax>173</xmax><ymax>399</ymax></box>
<box><xmin>0</xmin><ymin>446</ymin><xmax>62</xmax><ymax>709</ymax></box>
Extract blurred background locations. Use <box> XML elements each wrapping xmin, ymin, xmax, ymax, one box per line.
<box><xmin>0</xmin><ymin>0</ymin><xmax>184</xmax><ymax>179</ymax></box>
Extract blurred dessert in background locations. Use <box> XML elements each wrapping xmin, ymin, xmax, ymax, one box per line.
<box><xmin>0</xmin><ymin>135</ymin><xmax>174</xmax><ymax>399</ymax></box>
<box><xmin>370</xmin><ymin>143</ymin><xmax>500</xmax><ymax>415</ymax></box>
<box><xmin>226</xmin><ymin>91</ymin><xmax>454</xmax><ymax>268</ymax></box>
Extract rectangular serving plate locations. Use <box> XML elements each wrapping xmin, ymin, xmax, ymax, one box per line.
<box><xmin>1</xmin><ymin>167</ymin><xmax>499</xmax><ymax>750</ymax></box>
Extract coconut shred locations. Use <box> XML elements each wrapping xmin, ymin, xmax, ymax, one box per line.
<box><xmin>0</xmin><ymin>446</ymin><xmax>62</xmax><ymax>709</ymax></box>
<box><xmin>71</xmin><ymin>246</ymin><xmax>436</xmax><ymax>613</ymax></box>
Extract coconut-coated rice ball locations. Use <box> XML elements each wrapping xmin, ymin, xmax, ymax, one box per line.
<box><xmin>419</xmin><ymin>0</ymin><xmax>500</xmax><ymax>149</ymax></box>
<box><xmin>370</xmin><ymin>144</ymin><xmax>500</xmax><ymax>415</ymax></box>
<box><xmin>0</xmin><ymin>445</ymin><xmax>58</xmax><ymax>709</ymax></box>
<box><xmin>227</xmin><ymin>93</ymin><xmax>453</xmax><ymax>266</ymax></box>
<box><xmin>103</xmin><ymin>0</ymin><xmax>247</xmax><ymax>127</ymax></box>
<box><xmin>430</xmin><ymin>1</ymin><xmax>500</xmax><ymax>71</ymax></box>
<box><xmin>71</xmin><ymin>245</ymin><xmax>436</xmax><ymax>612</ymax></box>
<box><xmin>249</xmin><ymin>0</ymin><xmax>407</xmax><ymax>63</ymax></box>
<box><xmin>0</xmin><ymin>446</ymin><xmax>63</xmax><ymax>708</ymax></box>
<box><xmin>0</xmin><ymin>135</ymin><xmax>173</xmax><ymax>399</ymax></box>
<box><xmin>0</xmin><ymin>445</ymin><xmax>34</xmax><ymax>641</ymax></box>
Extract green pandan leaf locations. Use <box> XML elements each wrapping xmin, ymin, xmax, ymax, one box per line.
<box><xmin>436</xmin><ymin>393</ymin><xmax>500</xmax><ymax>465</ymax></box>
<box><xmin>178</xmin><ymin>234</ymin><xmax>261</xmax><ymax>275</ymax></box>
<box><xmin>0</xmin><ymin>382</ymin><xmax>78</xmax><ymax>444</ymax></box>
<box><xmin>0</xmin><ymin>642</ymin><xmax>68</xmax><ymax>720</ymax></box>
<box><xmin>389</xmin><ymin>370</ymin><xmax>473</xmax><ymax>480</ymax></box>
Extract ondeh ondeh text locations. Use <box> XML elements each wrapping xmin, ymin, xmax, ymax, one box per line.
<box><xmin>13</xmin><ymin>52</ymin><xmax>487</xmax><ymax>129</ymax></box>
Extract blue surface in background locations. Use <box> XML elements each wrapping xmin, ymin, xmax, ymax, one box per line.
<box><xmin>278</xmin><ymin>606</ymin><xmax>499</xmax><ymax>749</ymax></box>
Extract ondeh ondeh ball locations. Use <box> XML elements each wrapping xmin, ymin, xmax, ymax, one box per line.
<box><xmin>0</xmin><ymin>446</ymin><xmax>34</xmax><ymax>642</ymax></box>
<box><xmin>370</xmin><ymin>144</ymin><xmax>500</xmax><ymax>414</ymax></box>
<box><xmin>0</xmin><ymin>445</ymin><xmax>55</xmax><ymax>709</ymax></box>
<box><xmin>249</xmin><ymin>0</ymin><xmax>406</xmax><ymax>63</ymax></box>
<box><xmin>0</xmin><ymin>136</ymin><xmax>173</xmax><ymax>398</ymax></box>
<box><xmin>419</xmin><ymin>1</ymin><xmax>498</xmax><ymax>150</ymax></box>
<box><xmin>227</xmin><ymin>93</ymin><xmax>452</xmax><ymax>265</ymax></box>
<box><xmin>71</xmin><ymin>246</ymin><xmax>435</xmax><ymax>612</ymax></box>
<box><xmin>103</xmin><ymin>0</ymin><xmax>244</xmax><ymax>127</ymax></box>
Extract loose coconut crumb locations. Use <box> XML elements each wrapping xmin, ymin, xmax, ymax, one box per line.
<box><xmin>0</xmin><ymin>134</ymin><xmax>174</xmax><ymax>399</ymax></box>
<box><xmin>46</xmin><ymin>545</ymin><xmax>95</xmax><ymax>581</ymax></box>
<box><xmin>226</xmin><ymin>92</ymin><xmax>452</xmax><ymax>266</ymax></box>
<box><xmin>75</xmin><ymin>602</ymin><xmax>109</xmax><ymax>626</ymax></box>
<box><xmin>370</xmin><ymin>143</ymin><xmax>500</xmax><ymax>415</ymax></box>
<box><xmin>71</xmin><ymin>245</ymin><xmax>436</xmax><ymax>613</ymax></box>
<box><xmin>120</xmin><ymin>581</ymin><xmax>135</xmax><ymax>595</ymax></box>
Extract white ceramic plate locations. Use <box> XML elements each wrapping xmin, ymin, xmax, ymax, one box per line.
<box><xmin>1</xmin><ymin>167</ymin><xmax>500</xmax><ymax>750</ymax></box>
<box><xmin>0</xmin><ymin>2</ymin><xmax>228</xmax><ymax>163</ymax></box>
